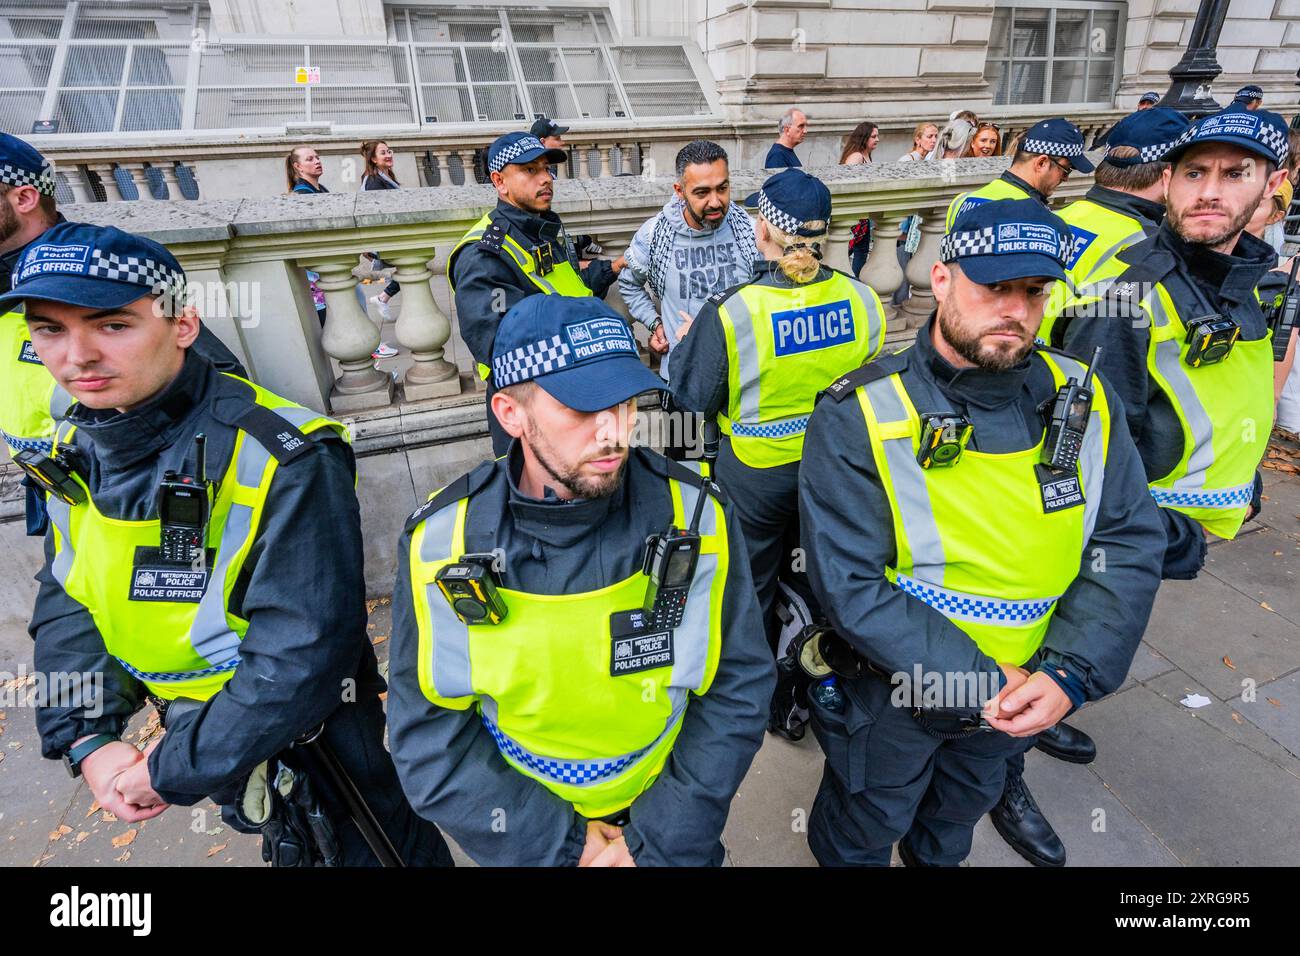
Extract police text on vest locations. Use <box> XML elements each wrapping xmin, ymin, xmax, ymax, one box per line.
<box><xmin>771</xmin><ymin>299</ymin><xmax>855</xmax><ymax>357</ymax></box>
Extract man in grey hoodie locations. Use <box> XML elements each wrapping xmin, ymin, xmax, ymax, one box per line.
<box><xmin>619</xmin><ymin>140</ymin><xmax>760</xmax><ymax>384</ymax></box>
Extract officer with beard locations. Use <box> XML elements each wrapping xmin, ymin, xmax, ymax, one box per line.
<box><xmin>797</xmin><ymin>199</ymin><xmax>1164</xmax><ymax>866</ymax></box>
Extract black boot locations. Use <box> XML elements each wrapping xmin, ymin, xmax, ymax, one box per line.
<box><xmin>990</xmin><ymin>768</ymin><xmax>1066</xmax><ymax>867</ymax></box>
<box><xmin>1033</xmin><ymin>721</ymin><xmax>1096</xmax><ymax>764</ymax></box>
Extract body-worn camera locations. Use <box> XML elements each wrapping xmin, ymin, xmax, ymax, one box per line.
<box><xmin>436</xmin><ymin>553</ymin><xmax>507</xmax><ymax>625</ymax></box>
<box><xmin>14</xmin><ymin>447</ymin><xmax>87</xmax><ymax>505</ymax></box>
<box><xmin>916</xmin><ymin>414</ymin><xmax>973</xmax><ymax>469</ymax></box>
<box><xmin>157</xmin><ymin>435</ymin><xmax>212</xmax><ymax>564</ymax></box>
<box><xmin>1184</xmin><ymin>314</ymin><xmax>1240</xmax><ymax>367</ymax></box>
<box><xmin>641</xmin><ymin>528</ymin><xmax>700</xmax><ymax>630</ymax></box>
<box><xmin>1042</xmin><ymin>346</ymin><xmax>1101</xmax><ymax>473</ymax></box>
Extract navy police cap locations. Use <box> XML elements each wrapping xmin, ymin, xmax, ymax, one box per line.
<box><xmin>1234</xmin><ymin>85</ymin><xmax>1264</xmax><ymax>103</ymax></box>
<box><xmin>941</xmin><ymin>198</ymin><xmax>1071</xmax><ymax>285</ymax></box>
<box><xmin>1138</xmin><ymin>91</ymin><xmax>1161</xmax><ymax>105</ymax></box>
<box><xmin>487</xmin><ymin>131</ymin><xmax>567</xmax><ymax>174</ymax></box>
<box><xmin>0</xmin><ymin>131</ymin><xmax>55</xmax><ymax>197</ymax></box>
<box><xmin>742</xmin><ymin>168</ymin><xmax>832</xmax><ymax>238</ymax></box>
<box><xmin>1019</xmin><ymin>117</ymin><xmax>1095</xmax><ymax>173</ymax></box>
<box><xmin>0</xmin><ymin>221</ymin><xmax>186</xmax><ymax>313</ymax></box>
<box><xmin>491</xmin><ymin>295</ymin><xmax>664</xmax><ymax>413</ymax></box>
<box><xmin>1103</xmin><ymin>107</ymin><xmax>1191</xmax><ymax>167</ymax></box>
<box><xmin>1163</xmin><ymin>104</ymin><xmax>1289</xmax><ymax>168</ymax></box>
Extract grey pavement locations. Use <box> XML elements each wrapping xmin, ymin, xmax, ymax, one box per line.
<box><xmin>2</xmin><ymin>471</ymin><xmax>1297</xmax><ymax>867</ymax></box>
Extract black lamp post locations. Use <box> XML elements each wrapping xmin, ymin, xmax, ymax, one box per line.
<box><xmin>1158</xmin><ymin>0</ymin><xmax>1231</xmax><ymax>119</ymax></box>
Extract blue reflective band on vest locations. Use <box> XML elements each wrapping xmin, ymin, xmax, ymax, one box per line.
<box><xmin>729</xmin><ymin>414</ymin><xmax>811</xmax><ymax>438</ymax></box>
<box><xmin>956</xmin><ymin>196</ymin><xmax>992</xmax><ymax>220</ymax></box>
<box><xmin>1064</xmin><ymin>226</ymin><xmax>1098</xmax><ymax>268</ymax></box>
<box><xmin>895</xmin><ymin>573</ymin><xmax>1057</xmax><ymax>624</ymax></box>
<box><xmin>3</xmin><ymin>431</ymin><xmax>52</xmax><ymax>453</ymax></box>
<box><xmin>482</xmin><ymin>713</ymin><xmax>651</xmax><ymax>786</ymax></box>
<box><xmin>116</xmin><ymin>655</ymin><xmax>242</xmax><ymax>683</ymax></box>
<box><xmin>771</xmin><ymin>299</ymin><xmax>855</xmax><ymax>356</ymax></box>
<box><xmin>1150</xmin><ymin>484</ymin><xmax>1253</xmax><ymax>509</ymax></box>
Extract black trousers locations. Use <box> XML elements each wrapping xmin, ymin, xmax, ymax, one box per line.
<box><xmin>714</xmin><ymin>440</ymin><xmax>811</xmax><ymax>652</ymax></box>
<box><xmin>219</xmin><ymin>686</ymin><xmax>453</xmax><ymax>867</ymax></box>
<box><xmin>808</xmin><ymin>670</ymin><xmax>1032</xmax><ymax>866</ymax></box>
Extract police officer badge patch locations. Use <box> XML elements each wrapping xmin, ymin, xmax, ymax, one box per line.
<box><xmin>18</xmin><ymin>339</ymin><xmax>42</xmax><ymax>365</ymax></box>
<box><xmin>609</xmin><ymin>610</ymin><xmax>674</xmax><ymax>676</ymax></box>
<box><xmin>1036</xmin><ymin>464</ymin><xmax>1085</xmax><ymax>514</ymax></box>
<box><xmin>130</xmin><ymin>547</ymin><xmax>212</xmax><ymax>602</ymax></box>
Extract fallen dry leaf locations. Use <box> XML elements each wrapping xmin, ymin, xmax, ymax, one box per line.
<box><xmin>75</xmin><ymin>831</ymin><xmax>90</xmax><ymax>843</ymax></box>
<box><xmin>86</xmin><ymin>801</ymin><xmax>101</xmax><ymax>818</ymax></box>
<box><xmin>1261</xmin><ymin>602</ymin><xmax>1275</xmax><ymax>612</ymax></box>
<box><xmin>207</xmin><ymin>843</ymin><xmax>227</xmax><ymax>857</ymax></box>
<box><xmin>371</xmin><ymin>634</ymin><xmax>388</xmax><ymax>645</ymax></box>
<box><xmin>1267</xmin><ymin>698</ymin><xmax>1282</xmax><ymax>708</ymax></box>
<box><xmin>1231</xmin><ymin>712</ymin><xmax>1243</xmax><ymax>724</ymax></box>
<box><xmin>100</xmin><ymin>811</ymin><xmax>117</xmax><ymax>823</ymax></box>
<box><xmin>1222</xmin><ymin>656</ymin><xmax>1236</xmax><ymax>670</ymax></box>
<box><xmin>49</xmin><ymin>824</ymin><xmax>72</xmax><ymax>841</ymax></box>
<box><xmin>111</xmin><ymin>828</ymin><xmax>138</xmax><ymax>848</ymax></box>
<box><xmin>115</xmin><ymin>850</ymin><xmax>131</xmax><ymax>863</ymax></box>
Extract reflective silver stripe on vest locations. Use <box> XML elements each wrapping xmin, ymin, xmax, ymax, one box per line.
<box><xmin>721</xmin><ymin>291</ymin><xmax>763</xmax><ymax>425</ymax></box>
<box><xmin>1145</xmin><ymin>289</ymin><xmax>1219</xmax><ymax>497</ymax></box>
<box><xmin>1050</xmin><ymin>354</ymin><xmax>1107</xmax><ymax>546</ymax></box>
<box><xmin>46</xmin><ymin>494</ymin><xmax>75</xmax><ymax>587</ymax></box>
<box><xmin>419</xmin><ymin>501</ymin><xmax>474</xmax><ymax>699</ymax></box>
<box><xmin>894</xmin><ymin>572</ymin><xmax>1060</xmax><ymax>624</ymax></box>
<box><xmin>862</xmin><ymin>376</ymin><xmax>947</xmax><ymax>582</ymax></box>
<box><xmin>672</xmin><ymin>480</ymin><xmax>716</xmax><ymax>690</ymax></box>
<box><xmin>479</xmin><ymin>690</ymin><xmax>688</xmax><ymax>787</ymax></box>
<box><xmin>844</xmin><ymin>275</ymin><xmax>886</xmax><ymax>352</ymax></box>
<box><xmin>50</xmin><ymin>385</ymin><xmax>73</xmax><ymax>420</ymax></box>
<box><xmin>1079</xmin><ymin>231</ymin><xmax>1147</xmax><ymax>286</ymax></box>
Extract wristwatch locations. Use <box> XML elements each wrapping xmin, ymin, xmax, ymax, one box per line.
<box><xmin>63</xmin><ymin>734</ymin><xmax>117</xmax><ymax>778</ymax></box>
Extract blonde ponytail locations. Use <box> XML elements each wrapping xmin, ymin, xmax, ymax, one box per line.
<box><xmin>765</xmin><ymin>218</ymin><xmax>827</xmax><ymax>284</ymax></box>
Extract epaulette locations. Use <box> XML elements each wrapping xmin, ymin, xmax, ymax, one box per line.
<box><xmin>476</xmin><ymin>216</ymin><xmax>507</xmax><ymax>255</ymax></box>
<box><xmin>404</xmin><ymin>459</ymin><xmax>497</xmax><ymax>534</ymax></box>
<box><xmin>209</xmin><ymin>388</ymin><xmax>321</xmax><ymax>467</ymax></box>
<box><xmin>820</xmin><ymin>352</ymin><xmax>908</xmax><ymax>403</ymax></box>
<box><xmin>704</xmin><ymin>279</ymin><xmax>749</xmax><ymax>309</ymax></box>
<box><xmin>1105</xmin><ymin>249</ymin><xmax>1177</xmax><ymax>303</ymax></box>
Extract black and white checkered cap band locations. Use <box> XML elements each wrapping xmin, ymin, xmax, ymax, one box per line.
<box><xmin>1021</xmin><ymin>138</ymin><xmax>1084</xmax><ymax>159</ymax></box>
<box><xmin>1171</xmin><ymin>117</ymin><xmax>1290</xmax><ymax>164</ymax></box>
<box><xmin>757</xmin><ymin>189</ymin><xmax>808</xmax><ymax>236</ymax></box>
<box><xmin>0</xmin><ymin>162</ymin><xmax>55</xmax><ymax>196</ymax></box>
<box><xmin>88</xmin><ymin>249</ymin><xmax>185</xmax><ymax>295</ymax></box>
<box><xmin>940</xmin><ymin>225</ymin><xmax>1069</xmax><ymax>265</ymax></box>
<box><xmin>1107</xmin><ymin>139</ymin><xmax>1178</xmax><ymax>164</ymax></box>
<box><xmin>489</xmin><ymin>136</ymin><xmax>546</xmax><ymax>173</ymax></box>
<box><xmin>492</xmin><ymin>333</ymin><xmax>574</xmax><ymax>387</ymax></box>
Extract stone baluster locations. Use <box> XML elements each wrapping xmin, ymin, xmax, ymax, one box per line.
<box><xmin>88</xmin><ymin>163</ymin><xmax>124</xmax><ymax>202</ymax></box>
<box><xmin>120</xmin><ymin>162</ymin><xmax>153</xmax><ymax>200</ymax></box>
<box><xmin>154</xmin><ymin>162</ymin><xmax>182</xmax><ymax>200</ymax></box>
<box><xmin>63</xmin><ymin>166</ymin><xmax>94</xmax><ymax>204</ymax></box>
<box><xmin>446</xmin><ymin>150</ymin><xmax>465</xmax><ymax>186</ymax></box>
<box><xmin>857</xmin><ymin>212</ymin><xmax>909</xmax><ymax>329</ymax></box>
<box><xmin>424</xmin><ymin>151</ymin><xmax>444</xmax><ymax>187</ymax></box>
<box><xmin>598</xmin><ymin>145</ymin><xmax>613</xmax><ymax>179</ymax></box>
<box><xmin>821</xmin><ymin>219</ymin><xmax>856</xmax><ymax>276</ymax></box>
<box><xmin>899</xmin><ymin>208</ymin><xmax>947</xmax><ymax>329</ymax></box>
<box><xmin>384</xmin><ymin>248</ymin><xmax>462</xmax><ymax>401</ymax></box>
<box><xmin>303</xmin><ymin>256</ymin><xmax>395</xmax><ymax>411</ymax></box>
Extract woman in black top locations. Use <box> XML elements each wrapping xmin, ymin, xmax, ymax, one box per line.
<box><xmin>360</xmin><ymin>141</ymin><xmax>400</xmax><ymax>358</ymax></box>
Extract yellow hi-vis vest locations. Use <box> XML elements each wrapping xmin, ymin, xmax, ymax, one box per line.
<box><xmin>856</xmin><ymin>350</ymin><xmax>1112</xmax><ymax>665</ymax></box>
<box><xmin>408</xmin><ymin>470</ymin><xmax>728</xmax><ymax>818</ymax></box>
<box><xmin>448</xmin><ymin>211</ymin><xmax>594</xmax><ymax>380</ymax></box>
<box><xmin>1040</xmin><ymin>197</ymin><xmax>1152</xmax><ymax>344</ymax></box>
<box><xmin>716</xmin><ymin>270</ymin><xmax>886</xmax><ymax>469</ymax></box>
<box><xmin>43</xmin><ymin>376</ymin><xmax>348</xmax><ymax>701</ymax></box>
<box><xmin>1053</xmin><ymin>257</ymin><xmax>1273</xmax><ymax>539</ymax></box>
<box><xmin>945</xmin><ymin>176</ymin><xmax>1033</xmax><ymax>232</ymax></box>
<box><xmin>0</xmin><ymin>310</ymin><xmax>72</xmax><ymax>458</ymax></box>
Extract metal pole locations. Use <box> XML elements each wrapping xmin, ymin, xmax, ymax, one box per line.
<box><xmin>1158</xmin><ymin>0</ymin><xmax>1231</xmax><ymax>119</ymax></box>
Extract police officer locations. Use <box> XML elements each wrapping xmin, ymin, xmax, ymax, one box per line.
<box><xmin>387</xmin><ymin>295</ymin><xmax>773</xmax><ymax>866</ymax></box>
<box><xmin>449</xmin><ymin>131</ymin><xmax>628</xmax><ymax>456</ymax></box>
<box><xmin>798</xmin><ymin>199</ymin><xmax>1165</xmax><ymax>866</ymax></box>
<box><xmin>946</xmin><ymin>118</ymin><xmax>1095</xmax><ymax>231</ymax></box>
<box><xmin>10</xmin><ymin>222</ymin><xmax>451</xmax><ymax>867</ymax></box>
<box><xmin>1234</xmin><ymin>85</ymin><xmax>1263</xmax><ymax>111</ymax></box>
<box><xmin>1056</xmin><ymin>105</ymin><xmax>1289</xmax><ymax>578</ymax></box>
<box><xmin>1</xmin><ymin>133</ymin><xmax>242</xmax><ymax>535</ymax></box>
<box><xmin>1041</xmin><ymin>109</ymin><xmax>1191</xmax><ymax>346</ymax></box>
<box><xmin>668</xmin><ymin>169</ymin><xmax>885</xmax><ymax>673</ymax></box>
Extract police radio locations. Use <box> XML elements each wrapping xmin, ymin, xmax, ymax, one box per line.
<box><xmin>640</xmin><ymin>420</ymin><xmax>719</xmax><ymax>629</ymax></box>
<box><xmin>1184</xmin><ymin>315</ymin><xmax>1240</xmax><ymax>367</ymax></box>
<box><xmin>157</xmin><ymin>434</ymin><xmax>212</xmax><ymax>564</ymax></box>
<box><xmin>1042</xmin><ymin>346</ymin><xmax>1101</xmax><ymax>473</ymax></box>
<box><xmin>435</xmin><ymin>553</ymin><xmax>508</xmax><ymax>625</ymax></box>
<box><xmin>916</xmin><ymin>414</ymin><xmax>973</xmax><ymax>469</ymax></box>
<box><xmin>14</xmin><ymin>446</ymin><xmax>87</xmax><ymax>506</ymax></box>
<box><xmin>1264</xmin><ymin>251</ymin><xmax>1300</xmax><ymax>363</ymax></box>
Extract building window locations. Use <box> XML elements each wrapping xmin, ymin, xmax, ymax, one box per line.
<box><xmin>985</xmin><ymin>2</ymin><xmax>1125</xmax><ymax>107</ymax></box>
